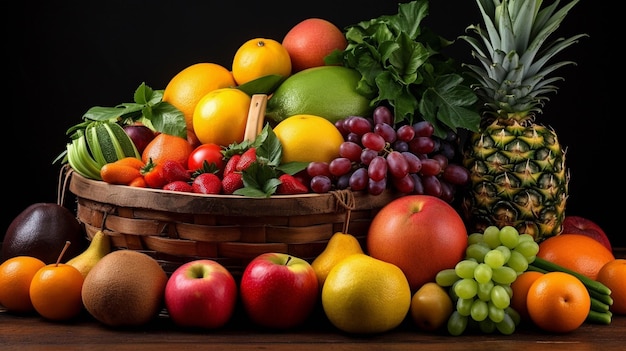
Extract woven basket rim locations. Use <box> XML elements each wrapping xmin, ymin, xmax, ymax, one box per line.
<box><xmin>68</xmin><ymin>170</ymin><xmax>403</xmax><ymax>217</ymax></box>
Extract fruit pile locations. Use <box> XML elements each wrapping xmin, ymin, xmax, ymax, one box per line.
<box><xmin>2</xmin><ymin>0</ymin><xmax>625</xmax><ymax>339</ymax></box>
<box><xmin>57</xmin><ymin>0</ymin><xmax>477</xmax><ymax>203</ymax></box>
<box><xmin>1</xmin><ymin>197</ymin><xmax>623</xmax><ymax>335</ymax></box>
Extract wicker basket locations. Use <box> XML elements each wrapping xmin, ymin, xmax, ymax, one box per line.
<box><xmin>66</xmin><ymin>168</ymin><xmax>403</xmax><ymax>276</ymax></box>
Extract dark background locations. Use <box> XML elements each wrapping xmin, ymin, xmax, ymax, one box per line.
<box><xmin>7</xmin><ymin>1</ymin><xmax>621</xmax><ymax>247</ymax></box>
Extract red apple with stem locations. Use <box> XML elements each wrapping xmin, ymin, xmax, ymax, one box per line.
<box><xmin>240</xmin><ymin>253</ymin><xmax>319</xmax><ymax>329</ymax></box>
<box><xmin>164</xmin><ymin>259</ymin><xmax>237</xmax><ymax>329</ymax></box>
<box><xmin>366</xmin><ymin>195</ymin><xmax>468</xmax><ymax>292</ymax></box>
<box><xmin>562</xmin><ymin>215</ymin><xmax>612</xmax><ymax>252</ymax></box>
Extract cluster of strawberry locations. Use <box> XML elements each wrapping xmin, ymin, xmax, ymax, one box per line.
<box><xmin>99</xmin><ymin>147</ymin><xmax>309</xmax><ymax>196</ymax></box>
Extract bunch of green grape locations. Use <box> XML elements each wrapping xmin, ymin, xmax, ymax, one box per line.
<box><xmin>435</xmin><ymin>225</ymin><xmax>540</xmax><ymax>335</ymax></box>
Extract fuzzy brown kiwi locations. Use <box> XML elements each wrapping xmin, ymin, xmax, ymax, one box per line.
<box><xmin>81</xmin><ymin>250</ymin><xmax>167</xmax><ymax>327</ymax></box>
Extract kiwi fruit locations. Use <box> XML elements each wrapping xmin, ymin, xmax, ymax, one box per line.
<box><xmin>81</xmin><ymin>250</ymin><xmax>168</xmax><ymax>327</ymax></box>
<box><xmin>2</xmin><ymin>203</ymin><xmax>86</xmax><ymax>264</ymax></box>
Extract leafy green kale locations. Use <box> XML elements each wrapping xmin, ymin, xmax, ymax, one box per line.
<box><xmin>326</xmin><ymin>0</ymin><xmax>480</xmax><ymax>138</ymax></box>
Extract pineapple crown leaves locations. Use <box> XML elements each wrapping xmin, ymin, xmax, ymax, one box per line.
<box><xmin>460</xmin><ymin>0</ymin><xmax>588</xmax><ymax>118</ymax></box>
<box><xmin>326</xmin><ymin>0</ymin><xmax>481</xmax><ymax>138</ymax></box>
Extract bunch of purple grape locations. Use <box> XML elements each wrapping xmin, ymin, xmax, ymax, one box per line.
<box><xmin>305</xmin><ymin>105</ymin><xmax>470</xmax><ymax>203</ymax></box>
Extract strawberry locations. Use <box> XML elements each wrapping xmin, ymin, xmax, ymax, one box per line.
<box><xmin>163</xmin><ymin>180</ymin><xmax>193</xmax><ymax>193</ymax></box>
<box><xmin>222</xmin><ymin>172</ymin><xmax>244</xmax><ymax>195</ymax></box>
<box><xmin>223</xmin><ymin>154</ymin><xmax>241</xmax><ymax>176</ymax></box>
<box><xmin>192</xmin><ymin>173</ymin><xmax>222</xmax><ymax>194</ymax></box>
<box><xmin>276</xmin><ymin>174</ymin><xmax>309</xmax><ymax>194</ymax></box>
<box><xmin>236</xmin><ymin>147</ymin><xmax>256</xmax><ymax>171</ymax></box>
<box><xmin>162</xmin><ymin>160</ymin><xmax>191</xmax><ymax>183</ymax></box>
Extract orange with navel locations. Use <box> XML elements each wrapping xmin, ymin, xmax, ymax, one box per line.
<box><xmin>162</xmin><ymin>62</ymin><xmax>236</xmax><ymax>133</ymax></box>
<box><xmin>282</xmin><ymin>18</ymin><xmax>348</xmax><ymax>73</ymax></box>
<box><xmin>231</xmin><ymin>38</ymin><xmax>292</xmax><ymax>85</ymax></box>
<box><xmin>526</xmin><ymin>271</ymin><xmax>590</xmax><ymax>333</ymax></box>
<box><xmin>537</xmin><ymin>234</ymin><xmax>615</xmax><ymax>280</ymax></box>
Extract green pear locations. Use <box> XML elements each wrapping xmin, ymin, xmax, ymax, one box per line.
<box><xmin>66</xmin><ymin>230</ymin><xmax>111</xmax><ymax>278</ymax></box>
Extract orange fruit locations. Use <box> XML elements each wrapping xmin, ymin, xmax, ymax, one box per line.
<box><xmin>272</xmin><ymin>114</ymin><xmax>344</xmax><ymax>164</ymax></box>
<box><xmin>162</xmin><ymin>62</ymin><xmax>236</xmax><ymax>133</ymax></box>
<box><xmin>0</xmin><ymin>256</ymin><xmax>46</xmax><ymax>313</ymax></box>
<box><xmin>192</xmin><ymin>88</ymin><xmax>251</xmax><ymax>147</ymax></box>
<box><xmin>231</xmin><ymin>38</ymin><xmax>292</xmax><ymax>85</ymax></box>
<box><xmin>526</xmin><ymin>271</ymin><xmax>590</xmax><ymax>333</ymax></box>
<box><xmin>510</xmin><ymin>270</ymin><xmax>544</xmax><ymax>322</ymax></box>
<box><xmin>29</xmin><ymin>263</ymin><xmax>85</xmax><ymax>321</ymax></box>
<box><xmin>596</xmin><ymin>259</ymin><xmax>626</xmax><ymax>315</ymax></box>
<box><xmin>537</xmin><ymin>234</ymin><xmax>615</xmax><ymax>280</ymax></box>
<box><xmin>142</xmin><ymin>133</ymin><xmax>193</xmax><ymax>169</ymax></box>
<box><xmin>282</xmin><ymin>18</ymin><xmax>348</xmax><ymax>73</ymax></box>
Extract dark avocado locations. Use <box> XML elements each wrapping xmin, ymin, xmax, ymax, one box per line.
<box><xmin>2</xmin><ymin>203</ymin><xmax>86</xmax><ymax>264</ymax></box>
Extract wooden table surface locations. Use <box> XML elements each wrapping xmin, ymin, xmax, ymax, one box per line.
<box><xmin>2</xmin><ymin>249</ymin><xmax>624</xmax><ymax>351</ymax></box>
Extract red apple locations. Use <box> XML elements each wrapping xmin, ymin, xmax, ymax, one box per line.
<box><xmin>562</xmin><ymin>215</ymin><xmax>612</xmax><ymax>252</ymax></box>
<box><xmin>366</xmin><ymin>195</ymin><xmax>468</xmax><ymax>292</ymax></box>
<box><xmin>164</xmin><ymin>260</ymin><xmax>238</xmax><ymax>329</ymax></box>
<box><xmin>240</xmin><ymin>253</ymin><xmax>319</xmax><ymax>329</ymax></box>
<box><xmin>123</xmin><ymin>123</ymin><xmax>156</xmax><ymax>154</ymax></box>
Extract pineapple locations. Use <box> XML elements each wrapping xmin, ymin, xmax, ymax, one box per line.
<box><xmin>459</xmin><ymin>0</ymin><xmax>587</xmax><ymax>241</ymax></box>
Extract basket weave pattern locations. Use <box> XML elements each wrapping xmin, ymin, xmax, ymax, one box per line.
<box><xmin>67</xmin><ymin>170</ymin><xmax>402</xmax><ymax>276</ymax></box>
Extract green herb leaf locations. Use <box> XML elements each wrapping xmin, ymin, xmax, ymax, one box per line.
<box><xmin>331</xmin><ymin>0</ymin><xmax>480</xmax><ymax>137</ymax></box>
<box><xmin>75</xmin><ymin>82</ymin><xmax>187</xmax><ymax>138</ymax></box>
<box><xmin>255</xmin><ymin>124</ymin><xmax>282</xmax><ymax>167</ymax></box>
<box><xmin>235</xmin><ymin>162</ymin><xmax>280</xmax><ymax>198</ymax></box>
<box><xmin>224</xmin><ymin>124</ymin><xmax>307</xmax><ymax>196</ymax></box>
<box><xmin>236</xmin><ymin>74</ymin><xmax>285</xmax><ymax>96</ymax></box>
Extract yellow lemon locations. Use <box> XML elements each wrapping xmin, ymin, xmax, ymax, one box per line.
<box><xmin>311</xmin><ymin>232</ymin><xmax>364</xmax><ymax>288</ymax></box>
<box><xmin>162</xmin><ymin>62</ymin><xmax>236</xmax><ymax>133</ymax></box>
<box><xmin>193</xmin><ymin>88</ymin><xmax>251</xmax><ymax>147</ymax></box>
<box><xmin>321</xmin><ymin>253</ymin><xmax>411</xmax><ymax>334</ymax></box>
<box><xmin>273</xmin><ymin>114</ymin><xmax>344</xmax><ymax>164</ymax></box>
<box><xmin>231</xmin><ymin>38</ymin><xmax>292</xmax><ymax>86</ymax></box>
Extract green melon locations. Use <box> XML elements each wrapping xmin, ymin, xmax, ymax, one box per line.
<box><xmin>265</xmin><ymin>66</ymin><xmax>373</xmax><ymax>124</ymax></box>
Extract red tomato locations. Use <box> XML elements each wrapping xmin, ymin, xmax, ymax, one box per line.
<box><xmin>188</xmin><ymin>143</ymin><xmax>224</xmax><ymax>172</ymax></box>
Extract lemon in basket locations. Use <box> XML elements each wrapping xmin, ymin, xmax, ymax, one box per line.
<box><xmin>193</xmin><ymin>87</ymin><xmax>252</xmax><ymax>147</ymax></box>
<box><xmin>321</xmin><ymin>253</ymin><xmax>411</xmax><ymax>334</ymax></box>
<box><xmin>273</xmin><ymin>114</ymin><xmax>344</xmax><ymax>164</ymax></box>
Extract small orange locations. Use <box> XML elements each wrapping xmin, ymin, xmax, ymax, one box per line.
<box><xmin>527</xmin><ymin>271</ymin><xmax>590</xmax><ymax>333</ymax></box>
<box><xmin>282</xmin><ymin>18</ymin><xmax>347</xmax><ymax>72</ymax></box>
<box><xmin>192</xmin><ymin>88</ymin><xmax>251</xmax><ymax>147</ymax></box>
<box><xmin>142</xmin><ymin>133</ymin><xmax>193</xmax><ymax>169</ymax></box>
<box><xmin>537</xmin><ymin>234</ymin><xmax>615</xmax><ymax>280</ymax></box>
<box><xmin>231</xmin><ymin>38</ymin><xmax>292</xmax><ymax>85</ymax></box>
<box><xmin>162</xmin><ymin>62</ymin><xmax>236</xmax><ymax>133</ymax></box>
<box><xmin>510</xmin><ymin>270</ymin><xmax>544</xmax><ymax>322</ymax></box>
<box><xmin>0</xmin><ymin>256</ymin><xmax>46</xmax><ymax>313</ymax></box>
<box><xmin>596</xmin><ymin>259</ymin><xmax>626</xmax><ymax>315</ymax></box>
<box><xmin>29</xmin><ymin>263</ymin><xmax>84</xmax><ymax>321</ymax></box>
